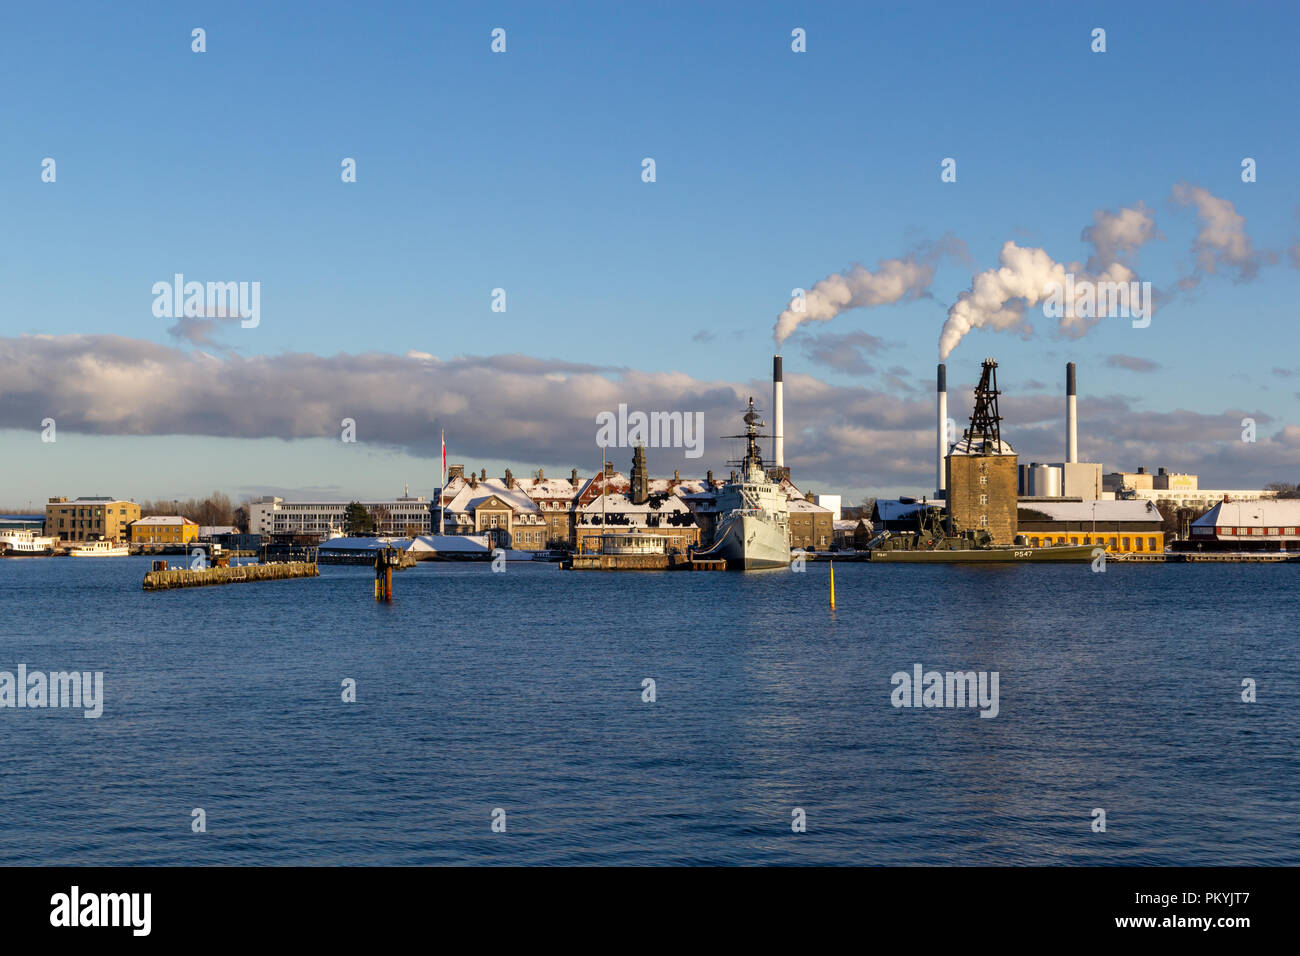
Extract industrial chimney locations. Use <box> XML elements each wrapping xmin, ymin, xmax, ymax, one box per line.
<box><xmin>936</xmin><ymin>363</ymin><xmax>947</xmax><ymax>498</ymax></box>
<box><xmin>1066</xmin><ymin>362</ymin><xmax>1078</xmax><ymax>464</ymax></box>
<box><xmin>773</xmin><ymin>355</ymin><xmax>784</xmax><ymax>468</ymax></box>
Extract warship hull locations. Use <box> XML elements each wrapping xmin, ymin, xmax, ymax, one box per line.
<box><xmin>701</xmin><ymin>513</ymin><xmax>791</xmax><ymax>570</ymax></box>
<box><xmin>869</xmin><ymin>544</ymin><xmax>1097</xmax><ymax>563</ymax></box>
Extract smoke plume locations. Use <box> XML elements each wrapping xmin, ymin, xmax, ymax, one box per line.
<box><xmin>773</xmin><ymin>236</ymin><xmax>965</xmax><ymax>346</ymax></box>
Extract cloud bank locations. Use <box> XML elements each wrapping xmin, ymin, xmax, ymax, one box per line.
<box><xmin>2</xmin><ymin>334</ymin><xmax>1296</xmax><ymax>494</ymax></box>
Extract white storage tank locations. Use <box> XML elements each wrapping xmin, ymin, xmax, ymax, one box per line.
<box><xmin>1029</xmin><ymin>463</ymin><xmax>1062</xmax><ymax>498</ymax></box>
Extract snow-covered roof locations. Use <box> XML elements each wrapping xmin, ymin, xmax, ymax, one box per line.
<box><xmin>578</xmin><ymin>492</ymin><xmax>697</xmax><ymax>528</ymax></box>
<box><xmin>787</xmin><ymin>497</ymin><xmax>831</xmax><ymax>514</ymax></box>
<box><xmin>1193</xmin><ymin>499</ymin><xmax>1300</xmax><ymax>527</ymax></box>
<box><xmin>948</xmin><ymin>436</ymin><xmax>1015</xmax><ymax>456</ymax></box>
<box><xmin>515</xmin><ymin>477</ymin><xmax>581</xmax><ymax>499</ymax></box>
<box><xmin>675</xmin><ymin>479</ymin><xmax>718</xmax><ymax>496</ymax></box>
<box><xmin>133</xmin><ymin>515</ymin><xmax>198</xmax><ymax>526</ymax></box>
<box><xmin>318</xmin><ymin>536</ymin><xmax>416</xmax><ymax>551</ymax></box>
<box><xmin>872</xmin><ymin>499</ymin><xmax>941</xmax><ymax>521</ymax></box>
<box><xmin>411</xmin><ymin>534</ymin><xmax>492</xmax><ymax>553</ymax></box>
<box><xmin>578</xmin><ymin>471</ymin><xmax>629</xmax><ymax>500</ymax></box>
<box><xmin>441</xmin><ymin>478</ymin><xmax>541</xmax><ymax>515</ymax></box>
<box><xmin>1019</xmin><ymin>500</ymin><xmax>1160</xmax><ymax>522</ymax></box>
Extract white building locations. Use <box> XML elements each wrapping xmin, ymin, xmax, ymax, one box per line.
<box><xmin>1190</xmin><ymin>499</ymin><xmax>1300</xmax><ymax>549</ymax></box>
<box><xmin>248</xmin><ymin>494</ymin><xmax>429</xmax><ymax>537</ymax></box>
<box><xmin>1118</xmin><ymin>487</ymin><xmax>1279</xmax><ymax>511</ymax></box>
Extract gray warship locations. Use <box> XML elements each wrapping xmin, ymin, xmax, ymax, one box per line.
<box><xmin>693</xmin><ymin>398</ymin><xmax>791</xmax><ymax>570</ymax></box>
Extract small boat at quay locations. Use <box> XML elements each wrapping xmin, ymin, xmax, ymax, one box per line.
<box><xmin>69</xmin><ymin>540</ymin><xmax>130</xmax><ymax>557</ymax></box>
<box><xmin>867</xmin><ymin>506</ymin><xmax>1095</xmax><ymax>563</ymax></box>
<box><xmin>0</xmin><ymin>529</ymin><xmax>56</xmax><ymax>557</ymax></box>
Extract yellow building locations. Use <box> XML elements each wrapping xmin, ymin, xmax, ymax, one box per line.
<box><xmin>1017</xmin><ymin>500</ymin><xmax>1165</xmax><ymax>554</ymax></box>
<box><xmin>45</xmin><ymin>496</ymin><xmax>141</xmax><ymax>542</ymax></box>
<box><xmin>130</xmin><ymin>516</ymin><xmax>199</xmax><ymax>545</ymax></box>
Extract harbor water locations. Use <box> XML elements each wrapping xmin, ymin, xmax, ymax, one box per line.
<box><xmin>0</xmin><ymin>557</ymin><xmax>1295</xmax><ymax>865</ymax></box>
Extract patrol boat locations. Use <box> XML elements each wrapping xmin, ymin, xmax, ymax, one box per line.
<box><xmin>693</xmin><ymin>397</ymin><xmax>791</xmax><ymax>570</ymax></box>
<box><xmin>866</xmin><ymin>503</ymin><xmax>1096</xmax><ymax>563</ymax></box>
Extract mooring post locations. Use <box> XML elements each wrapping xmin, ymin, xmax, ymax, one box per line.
<box><xmin>374</xmin><ymin>546</ymin><xmax>394</xmax><ymax>601</ymax></box>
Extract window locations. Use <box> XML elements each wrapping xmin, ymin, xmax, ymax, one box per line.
<box><xmin>1148</xmin><ymin>537</ymin><xmax>1157</xmax><ymax>550</ymax></box>
<box><xmin>978</xmin><ymin>515</ymin><xmax>988</xmax><ymax>528</ymax></box>
<box><xmin>979</xmin><ymin>475</ymin><xmax>988</xmax><ymax>486</ymax></box>
<box><xmin>979</xmin><ymin>495</ymin><xmax>988</xmax><ymax>506</ymax></box>
<box><xmin>1122</xmin><ymin>537</ymin><xmax>1131</xmax><ymax>550</ymax></box>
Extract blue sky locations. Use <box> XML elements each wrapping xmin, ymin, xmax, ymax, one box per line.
<box><xmin>2</xmin><ymin>0</ymin><xmax>1298</xmax><ymax>506</ymax></box>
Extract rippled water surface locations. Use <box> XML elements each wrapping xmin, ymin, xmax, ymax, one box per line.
<box><xmin>0</xmin><ymin>556</ymin><xmax>1295</xmax><ymax>865</ymax></box>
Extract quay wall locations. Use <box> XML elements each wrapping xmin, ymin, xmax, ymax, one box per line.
<box><xmin>143</xmin><ymin>561</ymin><xmax>319</xmax><ymax>590</ymax></box>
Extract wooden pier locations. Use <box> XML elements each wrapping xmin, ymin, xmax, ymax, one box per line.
<box><xmin>143</xmin><ymin>561</ymin><xmax>319</xmax><ymax>591</ymax></box>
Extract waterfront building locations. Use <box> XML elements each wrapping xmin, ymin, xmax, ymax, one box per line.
<box><xmin>44</xmin><ymin>496</ymin><xmax>140</xmax><ymax>543</ymax></box>
<box><xmin>1016</xmin><ymin>500</ymin><xmax>1165</xmax><ymax>553</ymax></box>
<box><xmin>575</xmin><ymin>490</ymin><xmax>700</xmax><ymax>554</ymax></box>
<box><xmin>430</xmin><ymin>452</ymin><xmax>832</xmax><ymax>554</ymax></box>
<box><xmin>786</xmin><ymin>493</ymin><xmax>834</xmax><ymax>550</ymax></box>
<box><xmin>573</xmin><ymin>447</ymin><xmax>702</xmax><ymax>554</ymax></box>
<box><xmin>0</xmin><ymin>514</ymin><xmax>45</xmax><ymax>532</ymax></box>
<box><xmin>1119</xmin><ymin>486</ymin><xmax>1278</xmax><ymax>511</ymax></box>
<box><xmin>130</xmin><ymin>516</ymin><xmax>199</xmax><ymax>545</ymax></box>
<box><xmin>1187</xmin><ymin>499</ymin><xmax>1300</xmax><ymax>551</ymax></box>
<box><xmin>197</xmin><ymin>525</ymin><xmax>239</xmax><ymax>539</ymax></box>
<box><xmin>512</xmin><ymin>468</ymin><xmax>584</xmax><ymax>549</ymax></box>
<box><xmin>436</xmin><ymin>470</ymin><xmax>547</xmax><ymax>549</ymax></box>
<box><xmin>248</xmin><ymin>493</ymin><xmax>429</xmax><ymax>537</ymax></box>
<box><xmin>833</xmin><ymin>517</ymin><xmax>873</xmax><ymax>549</ymax></box>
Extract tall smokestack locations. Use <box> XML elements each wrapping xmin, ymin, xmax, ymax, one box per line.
<box><xmin>773</xmin><ymin>355</ymin><xmax>784</xmax><ymax>468</ymax></box>
<box><xmin>1066</xmin><ymin>362</ymin><xmax>1078</xmax><ymax>464</ymax></box>
<box><xmin>937</xmin><ymin>363</ymin><xmax>947</xmax><ymax>497</ymax></box>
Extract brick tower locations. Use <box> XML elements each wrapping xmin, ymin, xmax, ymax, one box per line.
<box><xmin>945</xmin><ymin>358</ymin><xmax>1018</xmax><ymax>545</ymax></box>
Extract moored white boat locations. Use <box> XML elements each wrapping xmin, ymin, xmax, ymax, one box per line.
<box><xmin>0</xmin><ymin>529</ymin><xmax>56</xmax><ymax>557</ymax></box>
<box><xmin>69</xmin><ymin>540</ymin><xmax>130</xmax><ymax>557</ymax></box>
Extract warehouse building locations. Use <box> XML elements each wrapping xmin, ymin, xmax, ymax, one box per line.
<box><xmin>44</xmin><ymin>496</ymin><xmax>140</xmax><ymax>543</ymax></box>
<box><xmin>1186</xmin><ymin>499</ymin><xmax>1300</xmax><ymax>551</ymax></box>
<box><xmin>1016</xmin><ymin>500</ymin><xmax>1165</xmax><ymax>553</ymax></box>
<box><xmin>130</xmin><ymin>515</ymin><xmax>199</xmax><ymax>545</ymax></box>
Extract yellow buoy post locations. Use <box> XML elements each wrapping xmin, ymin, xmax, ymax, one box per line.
<box><xmin>829</xmin><ymin>559</ymin><xmax>835</xmax><ymax>609</ymax></box>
